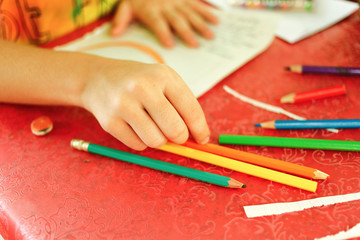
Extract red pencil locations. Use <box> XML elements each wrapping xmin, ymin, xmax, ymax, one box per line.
<box><xmin>279</xmin><ymin>85</ymin><xmax>346</xmax><ymax>103</ymax></box>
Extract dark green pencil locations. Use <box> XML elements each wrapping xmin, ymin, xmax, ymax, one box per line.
<box><xmin>219</xmin><ymin>135</ymin><xmax>360</xmax><ymax>151</ymax></box>
<box><xmin>71</xmin><ymin>139</ymin><xmax>246</xmax><ymax>188</ymax></box>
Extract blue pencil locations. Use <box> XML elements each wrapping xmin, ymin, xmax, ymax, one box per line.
<box><xmin>255</xmin><ymin>119</ymin><xmax>360</xmax><ymax>129</ymax></box>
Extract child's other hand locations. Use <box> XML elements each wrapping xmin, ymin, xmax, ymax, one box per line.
<box><xmin>111</xmin><ymin>0</ymin><xmax>218</xmax><ymax>48</ymax></box>
<box><xmin>81</xmin><ymin>59</ymin><xmax>210</xmax><ymax>150</ymax></box>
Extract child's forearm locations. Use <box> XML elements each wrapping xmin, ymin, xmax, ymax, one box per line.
<box><xmin>0</xmin><ymin>39</ymin><xmax>210</xmax><ymax>150</ymax></box>
<box><xmin>0</xmin><ymin>40</ymin><xmax>92</xmax><ymax>107</ymax></box>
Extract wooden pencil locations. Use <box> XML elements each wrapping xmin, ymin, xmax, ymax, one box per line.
<box><xmin>285</xmin><ymin>65</ymin><xmax>360</xmax><ymax>76</ymax></box>
<box><xmin>71</xmin><ymin>139</ymin><xmax>246</xmax><ymax>188</ymax></box>
<box><xmin>182</xmin><ymin>140</ymin><xmax>328</xmax><ymax>180</ymax></box>
<box><xmin>279</xmin><ymin>85</ymin><xmax>346</xmax><ymax>103</ymax></box>
<box><xmin>255</xmin><ymin>119</ymin><xmax>360</xmax><ymax>129</ymax></box>
<box><xmin>219</xmin><ymin>134</ymin><xmax>360</xmax><ymax>151</ymax></box>
<box><xmin>157</xmin><ymin>142</ymin><xmax>318</xmax><ymax>192</ymax></box>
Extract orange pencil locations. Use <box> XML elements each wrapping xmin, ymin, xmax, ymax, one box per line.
<box><xmin>182</xmin><ymin>140</ymin><xmax>329</xmax><ymax>180</ymax></box>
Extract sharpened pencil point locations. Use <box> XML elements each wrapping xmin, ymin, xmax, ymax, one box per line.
<box><xmin>255</xmin><ymin>123</ymin><xmax>260</xmax><ymax>127</ymax></box>
<box><xmin>227</xmin><ymin>178</ymin><xmax>246</xmax><ymax>188</ymax></box>
<box><xmin>313</xmin><ymin>170</ymin><xmax>330</xmax><ymax>180</ymax></box>
<box><xmin>285</xmin><ymin>66</ymin><xmax>290</xmax><ymax>71</ymax></box>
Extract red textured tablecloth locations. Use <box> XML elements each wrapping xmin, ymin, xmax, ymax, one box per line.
<box><xmin>1</xmin><ymin>12</ymin><xmax>360</xmax><ymax>240</ymax></box>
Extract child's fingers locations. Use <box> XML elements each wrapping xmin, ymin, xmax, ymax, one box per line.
<box><xmin>163</xmin><ymin>8</ymin><xmax>199</xmax><ymax>47</ymax></box>
<box><xmin>189</xmin><ymin>0</ymin><xmax>219</xmax><ymax>24</ymax></box>
<box><xmin>138</xmin><ymin>9</ymin><xmax>174</xmax><ymax>48</ymax></box>
<box><xmin>164</xmin><ymin>71</ymin><xmax>210</xmax><ymax>145</ymax></box>
<box><xmin>178</xmin><ymin>5</ymin><xmax>214</xmax><ymax>39</ymax></box>
<box><xmin>104</xmin><ymin>117</ymin><xmax>148</xmax><ymax>151</ymax></box>
<box><xmin>141</xmin><ymin>88</ymin><xmax>189</xmax><ymax>144</ymax></box>
<box><xmin>112</xmin><ymin>98</ymin><xmax>168</xmax><ymax>148</ymax></box>
<box><xmin>111</xmin><ymin>1</ymin><xmax>134</xmax><ymax>36</ymax></box>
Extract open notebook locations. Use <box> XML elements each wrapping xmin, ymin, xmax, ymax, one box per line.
<box><xmin>56</xmin><ymin>10</ymin><xmax>279</xmax><ymax>97</ymax></box>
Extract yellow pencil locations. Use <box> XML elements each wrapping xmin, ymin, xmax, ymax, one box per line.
<box><xmin>158</xmin><ymin>142</ymin><xmax>318</xmax><ymax>192</ymax></box>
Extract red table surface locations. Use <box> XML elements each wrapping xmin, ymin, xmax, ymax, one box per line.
<box><xmin>1</xmin><ymin>12</ymin><xmax>360</xmax><ymax>240</ymax></box>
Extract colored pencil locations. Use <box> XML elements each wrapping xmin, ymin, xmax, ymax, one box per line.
<box><xmin>182</xmin><ymin>140</ymin><xmax>328</xmax><ymax>180</ymax></box>
<box><xmin>255</xmin><ymin>119</ymin><xmax>360</xmax><ymax>129</ymax></box>
<box><xmin>285</xmin><ymin>65</ymin><xmax>360</xmax><ymax>76</ymax></box>
<box><xmin>158</xmin><ymin>142</ymin><xmax>318</xmax><ymax>192</ymax></box>
<box><xmin>230</xmin><ymin>0</ymin><xmax>312</xmax><ymax>11</ymax></box>
<box><xmin>219</xmin><ymin>135</ymin><xmax>360</xmax><ymax>151</ymax></box>
<box><xmin>70</xmin><ymin>139</ymin><xmax>246</xmax><ymax>188</ymax></box>
<box><xmin>279</xmin><ymin>85</ymin><xmax>346</xmax><ymax>103</ymax></box>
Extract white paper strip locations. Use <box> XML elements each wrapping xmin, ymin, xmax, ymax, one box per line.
<box><xmin>223</xmin><ymin>85</ymin><xmax>339</xmax><ymax>133</ymax></box>
<box><xmin>244</xmin><ymin>192</ymin><xmax>360</xmax><ymax>218</ymax></box>
<box><xmin>315</xmin><ymin>222</ymin><xmax>360</xmax><ymax>240</ymax></box>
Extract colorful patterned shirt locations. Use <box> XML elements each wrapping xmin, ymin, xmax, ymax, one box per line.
<box><xmin>0</xmin><ymin>0</ymin><xmax>118</xmax><ymax>45</ymax></box>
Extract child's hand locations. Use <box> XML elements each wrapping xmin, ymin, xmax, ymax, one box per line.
<box><xmin>81</xmin><ymin>59</ymin><xmax>210</xmax><ymax>150</ymax></box>
<box><xmin>111</xmin><ymin>0</ymin><xmax>218</xmax><ymax>48</ymax></box>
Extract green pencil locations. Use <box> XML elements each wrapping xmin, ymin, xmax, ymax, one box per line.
<box><xmin>71</xmin><ymin>139</ymin><xmax>246</xmax><ymax>188</ymax></box>
<box><xmin>219</xmin><ymin>135</ymin><xmax>360</xmax><ymax>151</ymax></box>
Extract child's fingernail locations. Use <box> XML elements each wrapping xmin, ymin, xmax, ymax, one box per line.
<box><xmin>199</xmin><ymin>136</ymin><xmax>209</xmax><ymax>145</ymax></box>
<box><xmin>164</xmin><ymin>38</ymin><xmax>174</xmax><ymax>48</ymax></box>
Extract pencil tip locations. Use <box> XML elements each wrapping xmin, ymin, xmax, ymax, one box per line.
<box><xmin>228</xmin><ymin>178</ymin><xmax>246</xmax><ymax>188</ymax></box>
<box><xmin>254</xmin><ymin>123</ymin><xmax>260</xmax><ymax>127</ymax></box>
<box><xmin>313</xmin><ymin>170</ymin><xmax>330</xmax><ymax>180</ymax></box>
<box><xmin>285</xmin><ymin>66</ymin><xmax>290</xmax><ymax>71</ymax></box>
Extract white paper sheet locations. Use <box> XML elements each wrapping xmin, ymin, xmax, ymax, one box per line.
<box><xmin>243</xmin><ymin>192</ymin><xmax>360</xmax><ymax>218</ymax></box>
<box><xmin>56</xmin><ymin>10</ymin><xmax>279</xmax><ymax>97</ymax></box>
<box><xmin>206</xmin><ymin>0</ymin><xmax>359</xmax><ymax>44</ymax></box>
<box><xmin>276</xmin><ymin>0</ymin><xmax>359</xmax><ymax>43</ymax></box>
